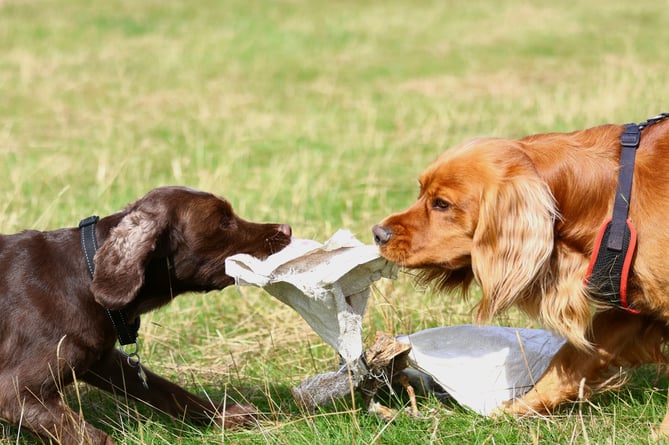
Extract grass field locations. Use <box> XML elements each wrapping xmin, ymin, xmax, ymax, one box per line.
<box><xmin>2</xmin><ymin>0</ymin><xmax>669</xmax><ymax>443</ymax></box>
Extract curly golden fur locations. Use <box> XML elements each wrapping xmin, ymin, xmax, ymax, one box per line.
<box><xmin>373</xmin><ymin>120</ymin><xmax>669</xmax><ymax>431</ymax></box>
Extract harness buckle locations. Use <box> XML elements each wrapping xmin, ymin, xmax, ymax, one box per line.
<box><xmin>620</xmin><ymin>124</ymin><xmax>641</xmax><ymax>148</ymax></box>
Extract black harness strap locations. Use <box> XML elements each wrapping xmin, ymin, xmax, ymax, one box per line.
<box><xmin>79</xmin><ymin>216</ymin><xmax>140</xmax><ymax>346</ymax></box>
<box><xmin>585</xmin><ymin>113</ymin><xmax>669</xmax><ymax>313</ymax></box>
<box><xmin>607</xmin><ymin>124</ymin><xmax>640</xmax><ymax>252</ymax></box>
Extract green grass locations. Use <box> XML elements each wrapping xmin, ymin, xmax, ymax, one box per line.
<box><xmin>2</xmin><ymin>0</ymin><xmax>669</xmax><ymax>443</ymax></box>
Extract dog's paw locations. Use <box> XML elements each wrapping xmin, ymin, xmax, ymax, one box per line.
<box><xmin>488</xmin><ymin>402</ymin><xmax>511</xmax><ymax>419</ymax></box>
<box><xmin>221</xmin><ymin>403</ymin><xmax>258</xmax><ymax>429</ymax></box>
<box><xmin>499</xmin><ymin>398</ymin><xmax>529</xmax><ymax>416</ymax></box>
<box><xmin>497</xmin><ymin>395</ymin><xmax>557</xmax><ymax>418</ymax></box>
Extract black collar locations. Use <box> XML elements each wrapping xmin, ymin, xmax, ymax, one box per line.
<box><xmin>79</xmin><ymin>216</ymin><xmax>140</xmax><ymax>346</ymax></box>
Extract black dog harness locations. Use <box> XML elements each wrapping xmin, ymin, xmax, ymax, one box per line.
<box><xmin>585</xmin><ymin>113</ymin><xmax>669</xmax><ymax>313</ymax></box>
<box><xmin>79</xmin><ymin>215</ymin><xmax>148</xmax><ymax>388</ymax></box>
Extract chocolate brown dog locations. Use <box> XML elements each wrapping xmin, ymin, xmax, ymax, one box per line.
<box><xmin>0</xmin><ymin>186</ymin><xmax>292</xmax><ymax>444</ymax></box>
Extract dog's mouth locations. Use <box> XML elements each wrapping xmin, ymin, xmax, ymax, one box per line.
<box><xmin>374</xmin><ymin>238</ymin><xmax>420</xmax><ymax>268</ymax></box>
<box><xmin>376</xmin><ymin>245</ymin><xmax>412</xmax><ymax>267</ymax></box>
<box><xmin>377</xmin><ymin>243</ymin><xmax>471</xmax><ymax>272</ymax></box>
<box><xmin>248</xmin><ymin>225</ymin><xmax>293</xmax><ymax>259</ymax></box>
<box><xmin>372</xmin><ymin>224</ymin><xmax>424</xmax><ymax>266</ymax></box>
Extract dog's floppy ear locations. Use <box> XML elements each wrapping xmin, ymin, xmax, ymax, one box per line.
<box><xmin>91</xmin><ymin>207</ymin><xmax>169</xmax><ymax>310</ymax></box>
<box><xmin>471</xmin><ymin>159</ymin><xmax>557</xmax><ymax>321</ymax></box>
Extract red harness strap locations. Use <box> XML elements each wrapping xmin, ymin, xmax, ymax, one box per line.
<box><xmin>584</xmin><ymin>218</ymin><xmax>639</xmax><ymax>314</ymax></box>
<box><xmin>584</xmin><ymin>113</ymin><xmax>669</xmax><ymax>314</ymax></box>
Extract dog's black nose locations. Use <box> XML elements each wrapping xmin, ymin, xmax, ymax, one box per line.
<box><xmin>372</xmin><ymin>225</ymin><xmax>392</xmax><ymax>245</ymax></box>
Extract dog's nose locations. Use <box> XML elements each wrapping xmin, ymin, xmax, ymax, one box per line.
<box><xmin>372</xmin><ymin>225</ymin><xmax>392</xmax><ymax>245</ymax></box>
<box><xmin>278</xmin><ymin>224</ymin><xmax>292</xmax><ymax>237</ymax></box>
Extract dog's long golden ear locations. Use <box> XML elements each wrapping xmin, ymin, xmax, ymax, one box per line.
<box><xmin>91</xmin><ymin>208</ymin><xmax>168</xmax><ymax>310</ymax></box>
<box><xmin>471</xmin><ymin>168</ymin><xmax>557</xmax><ymax>321</ymax></box>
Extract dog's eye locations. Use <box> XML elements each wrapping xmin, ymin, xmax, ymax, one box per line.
<box><xmin>432</xmin><ymin>198</ymin><xmax>451</xmax><ymax>210</ymax></box>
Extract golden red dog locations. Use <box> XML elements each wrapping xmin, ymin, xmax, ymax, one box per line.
<box><xmin>373</xmin><ymin>119</ymin><xmax>669</xmax><ymax>430</ymax></box>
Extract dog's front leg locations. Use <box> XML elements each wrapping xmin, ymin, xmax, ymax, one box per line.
<box><xmin>501</xmin><ymin>340</ymin><xmax>586</xmax><ymax>415</ymax></box>
<box><xmin>661</xmin><ymin>389</ymin><xmax>669</xmax><ymax>436</ymax></box>
<box><xmin>81</xmin><ymin>348</ymin><xmax>256</xmax><ymax>429</ymax></box>
<box><xmin>2</xmin><ymin>392</ymin><xmax>114</xmax><ymax>445</ymax></box>
<box><xmin>503</xmin><ymin>309</ymin><xmax>667</xmax><ymax>416</ymax></box>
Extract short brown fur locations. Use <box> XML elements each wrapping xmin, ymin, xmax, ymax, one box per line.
<box><xmin>0</xmin><ymin>186</ymin><xmax>292</xmax><ymax>444</ymax></box>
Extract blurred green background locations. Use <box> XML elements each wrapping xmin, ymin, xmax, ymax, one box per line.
<box><xmin>2</xmin><ymin>0</ymin><xmax>668</xmax><ymax>443</ymax></box>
